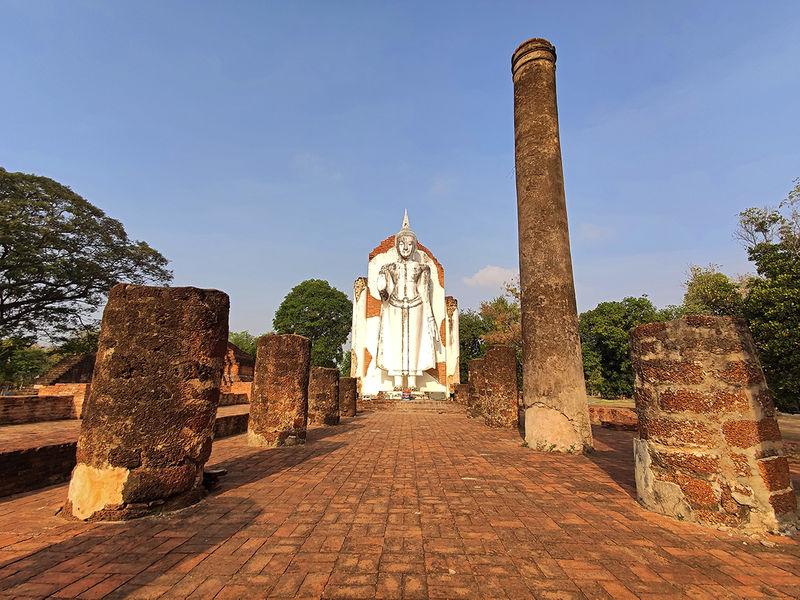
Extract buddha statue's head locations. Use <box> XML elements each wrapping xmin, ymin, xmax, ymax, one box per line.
<box><xmin>395</xmin><ymin>210</ymin><xmax>418</xmax><ymax>260</ymax></box>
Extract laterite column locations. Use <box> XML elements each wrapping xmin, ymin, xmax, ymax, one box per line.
<box><xmin>65</xmin><ymin>284</ymin><xmax>229</xmax><ymax>521</ymax></box>
<box><xmin>512</xmin><ymin>38</ymin><xmax>592</xmax><ymax>452</ymax></box>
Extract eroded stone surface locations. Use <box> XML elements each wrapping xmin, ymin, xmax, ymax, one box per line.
<box><xmin>511</xmin><ymin>38</ymin><xmax>592</xmax><ymax>453</ymax></box>
<box><xmin>339</xmin><ymin>377</ymin><xmax>357</xmax><ymax>418</ymax></box>
<box><xmin>247</xmin><ymin>334</ymin><xmax>311</xmax><ymax>448</ymax></box>
<box><xmin>308</xmin><ymin>367</ymin><xmax>340</xmax><ymax>426</ymax></box>
<box><xmin>64</xmin><ymin>284</ymin><xmax>229</xmax><ymax>521</ymax></box>
<box><xmin>631</xmin><ymin>316</ymin><xmax>798</xmax><ymax>533</ymax></box>
<box><xmin>466</xmin><ymin>346</ymin><xmax>518</xmax><ymax>428</ymax></box>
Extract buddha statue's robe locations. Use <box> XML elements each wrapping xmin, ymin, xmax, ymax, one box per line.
<box><xmin>375</xmin><ymin>257</ymin><xmax>438</xmax><ymax>378</ymax></box>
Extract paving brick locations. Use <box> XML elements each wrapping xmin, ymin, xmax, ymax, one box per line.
<box><xmin>0</xmin><ymin>406</ymin><xmax>798</xmax><ymax>599</ymax></box>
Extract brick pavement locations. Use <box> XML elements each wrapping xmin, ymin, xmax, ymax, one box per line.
<box><xmin>0</xmin><ymin>405</ymin><xmax>799</xmax><ymax>599</ymax></box>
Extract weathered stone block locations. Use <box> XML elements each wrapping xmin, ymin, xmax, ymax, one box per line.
<box><xmin>308</xmin><ymin>367</ymin><xmax>339</xmax><ymax>426</ymax></box>
<box><xmin>65</xmin><ymin>284</ymin><xmax>229</xmax><ymax>521</ymax></box>
<box><xmin>339</xmin><ymin>377</ymin><xmax>357</xmax><ymax>418</ymax></box>
<box><xmin>247</xmin><ymin>334</ymin><xmax>311</xmax><ymax>448</ymax></box>
<box><xmin>631</xmin><ymin>316</ymin><xmax>797</xmax><ymax>533</ymax></box>
<box><xmin>465</xmin><ymin>347</ymin><xmax>518</xmax><ymax>428</ymax></box>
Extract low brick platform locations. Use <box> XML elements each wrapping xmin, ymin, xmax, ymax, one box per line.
<box><xmin>0</xmin><ymin>407</ymin><xmax>798</xmax><ymax>598</ymax></box>
<box><xmin>0</xmin><ymin>406</ymin><xmax>250</xmax><ymax>499</ymax></box>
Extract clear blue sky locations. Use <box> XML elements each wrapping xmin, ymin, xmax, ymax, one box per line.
<box><xmin>3</xmin><ymin>1</ymin><xmax>799</xmax><ymax>333</ymax></box>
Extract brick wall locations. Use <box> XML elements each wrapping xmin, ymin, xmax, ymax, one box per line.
<box><xmin>631</xmin><ymin>315</ymin><xmax>797</xmax><ymax>533</ymax></box>
<box><xmin>0</xmin><ymin>395</ymin><xmax>80</xmax><ymax>425</ymax></box>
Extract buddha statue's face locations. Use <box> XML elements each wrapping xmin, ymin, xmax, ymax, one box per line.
<box><xmin>396</xmin><ymin>234</ymin><xmax>416</xmax><ymax>260</ymax></box>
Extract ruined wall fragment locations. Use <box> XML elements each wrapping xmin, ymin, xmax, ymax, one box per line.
<box><xmin>631</xmin><ymin>316</ymin><xmax>797</xmax><ymax>533</ymax></box>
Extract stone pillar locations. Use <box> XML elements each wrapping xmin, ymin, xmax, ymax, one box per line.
<box><xmin>631</xmin><ymin>316</ymin><xmax>797</xmax><ymax>533</ymax></box>
<box><xmin>466</xmin><ymin>359</ymin><xmax>483</xmax><ymax>419</ymax></box>
<box><xmin>65</xmin><ymin>284</ymin><xmax>229</xmax><ymax>521</ymax></box>
<box><xmin>478</xmin><ymin>346</ymin><xmax>519</xmax><ymax>428</ymax></box>
<box><xmin>454</xmin><ymin>383</ymin><xmax>470</xmax><ymax>405</ymax></box>
<box><xmin>248</xmin><ymin>334</ymin><xmax>311</xmax><ymax>447</ymax></box>
<box><xmin>308</xmin><ymin>367</ymin><xmax>340</xmax><ymax>426</ymax></box>
<box><xmin>512</xmin><ymin>38</ymin><xmax>592</xmax><ymax>453</ymax></box>
<box><xmin>339</xmin><ymin>376</ymin><xmax>357</xmax><ymax>417</ymax></box>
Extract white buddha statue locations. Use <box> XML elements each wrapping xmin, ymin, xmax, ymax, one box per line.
<box><xmin>375</xmin><ymin>212</ymin><xmax>441</xmax><ymax>390</ymax></box>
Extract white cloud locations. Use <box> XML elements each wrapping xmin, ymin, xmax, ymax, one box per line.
<box><xmin>576</xmin><ymin>222</ymin><xmax>613</xmax><ymax>242</ymax></box>
<box><xmin>463</xmin><ymin>265</ymin><xmax>517</xmax><ymax>288</ymax></box>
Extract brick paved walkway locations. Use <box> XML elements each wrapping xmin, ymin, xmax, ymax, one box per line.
<box><xmin>1</xmin><ymin>407</ymin><xmax>798</xmax><ymax>599</ymax></box>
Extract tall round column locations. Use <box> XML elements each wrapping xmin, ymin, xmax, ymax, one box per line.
<box><xmin>512</xmin><ymin>38</ymin><xmax>592</xmax><ymax>452</ymax></box>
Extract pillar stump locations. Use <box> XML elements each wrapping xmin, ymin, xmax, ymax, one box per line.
<box><xmin>339</xmin><ymin>376</ymin><xmax>357</xmax><ymax>418</ymax></box>
<box><xmin>512</xmin><ymin>38</ymin><xmax>592</xmax><ymax>453</ymax></box>
<box><xmin>454</xmin><ymin>383</ymin><xmax>470</xmax><ymax>405</ymax></box>
<box><xmin>631</xmin><ymin>316</ymin><xmax>797</xmax><ymax>533</ymax></box>
<box><xmin>466</xmin><ymin>359</ymin><xmax>483</xmax><ymax>419</ymax></box>
<box><xmin>64</xmin><ymin>284</ymin><xmax>229</xmax><ymax>521</ymax></box>
<box><xmin>248</xmin><ymin>334</ymin><xmax>311</xmax><ymax>447</ymax></box>
<box><xmin>478</xmin><ymin>346</ymin><xmax>519</xmax><ymax>428</ymax></box>
<box><xmin>308</xmin><ymin>367</ymin><xmax>340</xmax><ymax>426</ymax></box>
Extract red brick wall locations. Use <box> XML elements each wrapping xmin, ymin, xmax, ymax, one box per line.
<box><xmin>631</xmin><ymin>316</ymin><xmax>797</xmax><ymax>532</ymax></box>
<box><xmin>0</xmin><ymin>395</ymin><xmax>80</xmax><ymax>425</ymax></box>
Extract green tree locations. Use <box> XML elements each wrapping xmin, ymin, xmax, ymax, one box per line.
<box><xmin>682</xmin><ymin>264</ymin><xmax>743</xmax><ymax>317</ymax></box>
<box><xmin>458</xmin><ymin>309</ymin><xmax>490</xmax><ymax>381</ymax></box>
<box><xmin>339</xmin><ymin>350</ymin><xmax>352</xmax><ymax>377</ymax></box>
<box><xmin>0</xmin><ymin>167</ymin><xmax>172</xmax><ymax>339</ymax></box>
<box><xmin>273</xmin><ymin>279</ymin><xmax>351</xmax><ymax>368</ymax></box>
<box><xmin>228</xmin><ymin>330</ymin><xmax>259</xmax><ymax>358</ymax></box>
<box><xmin>0</xmin><ymin>338</ymin><xmax>53</xmax><ymax>389</ymax></box>
<box><xmin>737</xmin><ymin>180</ymin><xmax>800</xmax><ymax>412</ymax></box>
<box><xmin>579</xmin><ymin>296</ymin><xmax>665</xmax><ymax>399</ymax></box>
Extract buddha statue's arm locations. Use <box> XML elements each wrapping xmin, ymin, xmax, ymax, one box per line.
<box><xmin>377</xmin><ymin>264</ymin><xmax>393</xmax><ymax>300</ymax></box>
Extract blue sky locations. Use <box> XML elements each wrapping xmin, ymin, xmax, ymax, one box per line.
<box><xmin>3</xmin><ymin>1</ymin><xmax>799</xmax><ymax>333</ymax></box>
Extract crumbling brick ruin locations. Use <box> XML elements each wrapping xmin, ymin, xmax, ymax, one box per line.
<box><xmin>631</xmin><ymin>315</ymin><xmax>798</xmax><ymax>533</ymax></box>
<box><xmin>453</xmin><ymin>383</ymin><xmax>470</xmax><ymax>405</ymax></box>
<box><xmin>308</xmin><ymin>367</ymin><xmax>340</xmax><ymax>426</ymax></box>
<box><xmin>64</xmin><ymin>284</ymin><xmax>229</xmax><ymax>521</ymax></box>
<box><xmin>339</xmin><ymin>376</ymin><xmax>357</xmax><ymax>418</ymax></box>
<box><xmin>222</xmin><ymin>341</ymin><xmax>254</xmax><ymax>389</ymax></box>
<box><xmin>464</xmin><ymin>346</ymin><xmax>518</xmax><ymax>428</ymax></box>
<box><xmin>248</xmin><ymin>334</ymin><xmax>311</xmax><ymax>447</ymax></box>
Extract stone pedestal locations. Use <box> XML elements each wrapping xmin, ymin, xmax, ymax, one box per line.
<box><xmin>248</xmin><ymin>334</ymin><xmax>311</xmax><ymax>447</ymax></box>
<box><xmin>65</xmin><ymin>284</ymin><xmax>229</xmax><ymax>521</ymax></box>
<box><xmin>512</xmin><ymin>38</ymin><xmax>592</xmax><ymax>453</ymax></box>
<box><xmin>339</xmin><ymin>377</ymin><xmax>357</xmax><ymax>418</ymax></box>
<box><xmin>631</xmin><ymin>316</ymin><xmax>797</xmax><ymax>533</ymax></box>
<box><xmin>308</xmin><ymin>367</ymin><xmax>340</xmax><ymax>426</ymax></box>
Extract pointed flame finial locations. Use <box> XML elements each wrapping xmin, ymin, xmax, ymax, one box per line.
<box><xmin>401</xmin><ymin>208</ymin><xmax>410</xmax><ymax>230</ymax></box>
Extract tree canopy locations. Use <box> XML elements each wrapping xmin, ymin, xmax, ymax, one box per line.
<box><xmin>682</xmin><ymin>264</ymin><xmax>743</xmax><ymax>317</ymax></box>
<box><xmin>737</xmin><ymin>180</ymin><xmax>800</xmax><ymax>412</ymax></box>
<box><xmin>228</xmin><ymin>330</ymin><xmax>259</xmax><ymax>358</ymax></box>
<box><xmin>273</xmin><ymin>279</ymin><xmax>351</xmax><ymax>368</ymax></box>
<box><xmin>0</xmin><ymin>167</ymin><xmax>172</xmax><ymax>339</ymax></box>
<box><xmin>579</xmin><ymin>296</ymin><xmax>675</xmax><ymax>399</ymax></box>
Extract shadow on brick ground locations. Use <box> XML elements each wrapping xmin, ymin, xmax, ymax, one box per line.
<box><xmin>0</xmin><ymin>438</ymin><xmax>347</xmax><ymax>598</ymax></box>
<box><xmin>305</xmin><ymin>417</ymin><xmax>366</xmax><ymax>442</ymax></box>
<box><xmin>586</xmin><ymin>426</ymin><xmax>638</xmax><ymax>499</ymax></box>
